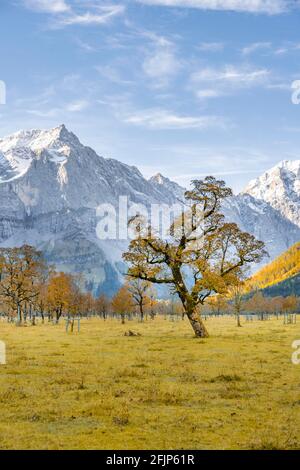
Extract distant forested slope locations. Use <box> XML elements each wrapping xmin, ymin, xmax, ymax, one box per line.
<box><xmin>247</xmin><ymin>242</ymin><xmax>300</xmax><ymax>296</ymax></box>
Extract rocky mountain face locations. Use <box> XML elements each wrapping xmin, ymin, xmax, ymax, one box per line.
<box><xmin>0</xmin><ymin>124</ymin><xmax>299</xmax><ymax>294</ymax></box>
<box><xmin>0</xmin><ymin>125</ymin><xmax>183</xmax><ymax>295</ymax></box>
<box><xmin>222</xmin><ymin>194</ymin><xmax>300</xmax><ymax>269</ymax></box>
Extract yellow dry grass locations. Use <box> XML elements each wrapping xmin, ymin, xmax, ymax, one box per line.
<box><xmin>0</xmin><ymin>316</ymin><xmax>299</xmax><ymax>450</ymax></box>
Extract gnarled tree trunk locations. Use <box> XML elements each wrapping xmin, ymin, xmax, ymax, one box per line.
<box><xmin>186</xmin><ymin>309</ymin><xmax>209</xmax><ymax>338</ymax></box>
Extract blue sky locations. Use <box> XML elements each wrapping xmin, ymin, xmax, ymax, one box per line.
<box><xmin>1</xmin><ymin>0</ymin><xmax>300</xmax><ymax>192</ymax></box>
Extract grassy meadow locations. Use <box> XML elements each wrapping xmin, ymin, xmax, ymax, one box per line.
<box><xmin>0</xmin><ymin>315</ymin><xmax>299</xmax><ymax>450</ymax></box>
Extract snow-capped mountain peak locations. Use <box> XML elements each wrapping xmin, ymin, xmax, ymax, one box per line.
<box><xmin>0</xmin><ymin>124</ymin><xmax>83</xmax><ymax>183</ymax></box>
<box><xmin>150</xmin><ymin>172</ymin><xmax>166</xmax><ymax>185</ymax></box>
<box><xmin>0</xmin><ymin>124</ymin><xmax>80</xmax><ymax>154</ymax></box>
<box><xmin>243</xmin><ymin>159</ymin><xmax>300</xmax><ymax>228</ymax></box>
<box><xmin>149</xmin><ymin>172</ymin><xmax>185</xmax><ymax>202</ymax></box>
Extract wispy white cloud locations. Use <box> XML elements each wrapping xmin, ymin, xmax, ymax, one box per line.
<box><xmin>27</xmin><ymin>99</ymin><xmax>90</xmax><ymax>117</ymax></box>
<box><xmin>190</xmin><ymin>65</ymin><xmax>271</xmax><ymax>100</ymax></box>
<box><xmin>274</xmin><ymin>42</ymin><xmax>300</xmax><ymax>55</ymax></box>
<box><xmin>14</xmin><ymin>72</ymin><xmax>93</xmax><ymax>119</ymax></box>
<box><xmin>266</xmin><ymin>82</ymin><xmax>291</xmax><ymax>90</ymax></box>
<box><xmin>140</xmin><ymin>31</ymin><xmax>182</xmax><ymax>88</ymax></box>
<box><xmin>95</xmin><ymin>65</ymin><xmax>134</xmax><ymax>85</ymax></box>
<box><xmin>241</xmin><ymin>42</ymin><xmax>272</xmax><ymax>55</ymax></box>
<box><xmin>23</xmin><ymin>0</ymin><xmax>70</xmax><ymax>13</ymax></box>
<box><xmin>119</xmin><ymin>108</ymin><xmax>228</xmax><ymax>130</ymax></box>
<box><xmin>274</xmin><ymin>46</ymin><xmax>289</xmax><ymax>55</ymax></box>
<box><xmin>139</xmin><ymin>144</ymin><xmax>272</xmax><ymax>191</ymax></box>
<box><xmin>27</xmin><ymin>108</ymin><xmax>61</xmax><ymax>118</ymax></box>
<box><xmin>241</xmin><ymin>41</ymin><xmax>300</xmax><ymax>56</ymax></box>
<box><xmin>74</xmin><ymin>37</ymin><xmax>95</xmax><ymax>52</ymax></box>
<box><xmin>191</xmin><ymin>65</ymin><xmax>270</xmax><ymax>88</ymax></box>
<box><xmin>196</xmin><ymin>89</ymin><xmax>223</xmax><ymax>99</ymax></box>
<box><xmin>58</xmin><ymin>5</ymin><xmax>125</xmax><ymax>26</ymax></box>
<box><xmin>135</xmin><ymin>0</ymin><xmax>290</xmax><ymax>14</ymax></box>
<box><xmin>198</xmin><ymin>42</ymin><xmax>224</xmax><ymax>52</ymax></box>
<box><xmin>143</xmin><ymin>50</ymin><xmax>181</xmax><ymax>85</ymax></box>
<box><xmin>66</xmin><ymin>99</ymin><xmax>89</xmax><ymax>112</ymax></box>
<box><xmin>22</xmin><ymin>1</ymin><xmax>125</xmax><ymax>27</ymax></box>
<box><xmin>139</xmin><ymin>30</ymin><xmax>174</xmax><ymax>47</ymax></box>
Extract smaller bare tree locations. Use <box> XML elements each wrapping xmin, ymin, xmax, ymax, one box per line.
<box><xmin>128</xmin><ymin>279</ymin><xmax>150</xmax><ymax>322</ymax></box>
<box><xmin>227</xmin><ymin>278</ymin><xmax>245</xmax><ymax>327</ymax></box>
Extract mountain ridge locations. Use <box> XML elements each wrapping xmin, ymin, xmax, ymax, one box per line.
<box><xmin>0</xmin><ymin>125</ymin><xmax>184</xmax><ymax>295</ymax></box>
<box><xmin>243</xmin><ymin>159</ymin><xmax>300</xmax><ymax>228</ymax></box>
<box><xmin>0</xmin><ymin>124</ymin><xmax>300</xmax><ymax>293</ymax></box>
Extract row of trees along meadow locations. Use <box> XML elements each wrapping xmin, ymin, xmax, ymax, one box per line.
<box><xmin>0</xmin><ymin>245</ymin><xmax>110</xmax><ymax>326</ymax></box>
<box><xmin>0</xmin><ymin>245</ymin><xmax>178</xmax><ymax>326</ymax></box>
<box><xmin>0</xmin><ymin>248</ymin><xmax>176</xmax><ymax>327</ymax></box>
<box><xmin>203</xmin><ymin>291</ymin><xmax>298</xmax><ymax>327</ymax></box>
<box><xmin>112</xmin><ymin>285</ymin><xmax>299</xmax><ymax>326</ymax></box>
<box><xmin>0</xmin><ymin>245</ymin><xmax>297</xmax><ymax>331</ymax></box>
